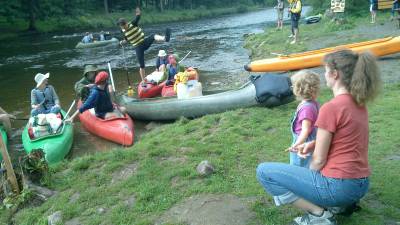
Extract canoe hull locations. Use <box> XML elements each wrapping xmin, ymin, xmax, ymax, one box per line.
<box><xmin>75</xmin><ymin>38</ymin><xmax>119</xmax><ymax>49</ymax></box>
<box><xmin>22</xmin><ymin>111</ymin><xmax>73</xmax><ymax>164</ymax></box>
<box><xmin>118</xmin><ymin>81</ymin><xmax>292</xmax><ymax>121</ymax></box>
<box><xmin>78</xmin><ymin>102</ymin><xmax>135</xmax><ymax>146</ymax></box>
<box><xmin>138</xmin><ymin>81</ymin><xmax>164</xmax><ymax>99</ymax></box>
<box><xmin>245</xmin><ymin>36</ymin><xmax>400</xmax><ymax>72</ymax></box>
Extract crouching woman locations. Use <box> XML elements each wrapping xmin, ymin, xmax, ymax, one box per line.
<box><xmin>256</xmin><ymin>49</ymin><xmax>381</xmax><ymax>225</ymax></box>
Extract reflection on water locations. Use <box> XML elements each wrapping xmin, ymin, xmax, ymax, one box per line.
<box><xmin>0</xmin><ymin>8</ymin><xmax>298</xmax><ymax>160</ymax></box>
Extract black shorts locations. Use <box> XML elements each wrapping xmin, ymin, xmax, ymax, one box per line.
<box><xmin>135</xmin><ymin>34</ymin><xmax>155</xmax><ymax>68</ymax></box>
<box><xmin>291</xmin><ymin>13</ymin><xmax>300</xmax><ymax>29</ymax></box>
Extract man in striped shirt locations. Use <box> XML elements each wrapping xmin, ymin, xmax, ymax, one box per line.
<box><xmin>118</xmin><ymin>7</ymin><xmax>171</xmax><ymax>85</ymax></box>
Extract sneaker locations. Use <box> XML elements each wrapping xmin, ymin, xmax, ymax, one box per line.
<box><xmin>293</xmin><ymin>210</ymin><xmax>336</xmax><ymax>225</ymax></box>
<box><xmin>288</xmin><ymin>34</ymin><xmax>294</xmax><ymax>38</ymax></box>
<box><xmin>328</xmin><ymin>203</ymin><xmax>361</xmax><ymax>217</ymax></box>
<box><xmin>165</xmin><ymin>28</ymin><xmax>171</xmax><ymax>42</ymax></box>
<box><xmin>290</xmin><ymin>40</ymin><xmax>297</xmax><ymax>45</ymax></box>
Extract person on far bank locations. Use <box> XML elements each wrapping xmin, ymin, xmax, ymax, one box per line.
<box><xmin>257</xmin><ymin>49</ymin><xmax>381</xmax><ymax>225</ymax></box>
<box><xmin>286</xmin><ymin>70</ymin><xmax>320</xmax><ymax>168</ymax></box>
<box><xmin>390</xmin><ymin>0</ymin><xmax>399</xmax><ymax>21</ymax></box>
<box><xmin>370</xmin><ymin>0</ymin><xmax>378</xmax><ymax>23</ymax></box>
<box><xmin>67</xmin><ymin>71</ymin><xmax>125</xmax><ymax>122</ymax></box>
<box><xmin>74</xmin><ymin>65</ymin><xmax>98</xmax><ymax>101</ymax></box>
<box><xmin>275</xmin><ymin>0</ymin><xmax>285</xmax><ymax>30</ymax></box>
<box><xmin>0</xmin><ymin>106</ymin><xmax>16</xmax><ymax>138</ymax></box>
<box><xmin>288</xmin><ymin>0</ymin><xmax>302</xmax><ymax>44</ymax></box>
<box><xmin>31</xmin><ymin>73</ymin><xmax>61</xmax><ymax>116</ymax></box>
<box><xmin>118</xmin><ymin>7</ymin><xmax>171</xmax><ymax>85</ymax></box>
<box><xmin>156</xmin><ymin>49</ymin><xmax>168</xmax><ymax>72</ymax></box>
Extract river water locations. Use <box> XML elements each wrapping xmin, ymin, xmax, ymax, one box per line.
<box><xmin>0</xmin><ymin>8</ymin><xmax>296</xmax><ymax>158</ymax></box>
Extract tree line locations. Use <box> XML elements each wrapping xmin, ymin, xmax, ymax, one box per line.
<box><xmin>0</xmin><ymin>0</ymin><xmax>271</xmax><ymax>31</ymax></box>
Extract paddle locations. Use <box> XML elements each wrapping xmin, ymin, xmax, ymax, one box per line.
<box><xmin>107</xmin><ymin>61</ymin><xmax>116</xmax><ymax>92</ymax></box>
<box><xmin>178</xmin><ymin>51</ymin><xmax>192</xmax><ymax>64</ymax></box>
<box><xmin>56</xmin><ymin>100</ymin><xmax>76</xmax><ymax>131</ymax></box>
<box><xmin>121</xmin><ymin>46</ymin><xmax>134</xmax><ymax>96</ymax></box>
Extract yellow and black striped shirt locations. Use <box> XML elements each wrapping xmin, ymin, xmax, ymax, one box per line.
<box><xmin>122</xmin><ymin>16</ymin><xmax>145</xmax><ymax>47</ymax></box>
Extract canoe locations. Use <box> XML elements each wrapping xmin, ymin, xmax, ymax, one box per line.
<box><xmin>305</xmin><ymin>14</ymin><xmax>322</xmax><ymax>24</ymax></box>
<box><xmin>0</xmin><ymin>125</ymin><xmax>8</xmax><ymax>161</ymax></box>
<box><xmin>161</xmin><ymin>83</ymin><xmax>176</xmax><ymax>97</ymax></box>
<box><xmin>78</xmin><ymin>101</ymin><xmax>134</xmax><ymax>146</ymax></box>
<box><xmin>244</xmin><ymin>36</ymin><xmax>400</xmax><ymax>72</ymax></box>
<box><xmin>22</xmin><ymin>110</ymin><xmax>73</xmax><ymax>164</ymax></box>
<box><xmin>117</xmin><ymin>75</ymin><xmax>294</xmax><ymax>121</ymax></box>
<box><xmin>138</xmin><ymin>81</ymin><xmax>165</xmax><ymax>99</ymax></box>
<box><xmin>75</xmin><ymin>37</ymin><xmax>119</xmax><ymax>49</ymax></box>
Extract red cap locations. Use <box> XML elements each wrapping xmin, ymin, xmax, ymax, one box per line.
<box><xmin>95</xmin><ymin>71</ymin><xmax>109</xmax><ymax>84</ymax></box>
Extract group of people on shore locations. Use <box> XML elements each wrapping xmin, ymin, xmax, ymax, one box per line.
<box><xmin>257</xmin><ymin>49</ymin><xmax>381</xmax><ymax>225</ymax></box>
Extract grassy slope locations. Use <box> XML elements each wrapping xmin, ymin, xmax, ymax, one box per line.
<box><xmin>3</xmin><ymin>83</ymin><xmax>399</xmax><ymax>225</ymax></box>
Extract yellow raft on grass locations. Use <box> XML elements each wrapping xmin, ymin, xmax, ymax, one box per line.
<box><xmin>244</xmin><ymin>36</ymin><xmax>400</xmax><ymax>72</ymax></box>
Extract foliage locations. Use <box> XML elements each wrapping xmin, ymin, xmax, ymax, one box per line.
<box><xmin>21</xmin><ymin>150</ymin><xmax>49</xmax><ymax>185</ymax></box>
<box><xmin>308</xmin><ymin>0</ymin><xmax>369</xmax><ymax>16</ymax></box>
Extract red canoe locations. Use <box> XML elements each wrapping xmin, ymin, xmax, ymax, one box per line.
<box><xmin>161</xmin><ymin>82</ymin><xmax>176</xmax><ymax>97</ymax></box>
<box><xmin>137</xmin><ymin>81</ymin><xmax>165</xmax><ymax>99</ymax></box>
<box><xmin>78</xmin><ymin>101</ymin><xmax>134</xmax><ymax>146</ymax></box>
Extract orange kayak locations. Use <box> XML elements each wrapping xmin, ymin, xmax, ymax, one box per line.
<box><xmin>244</xmin><ymin>36</ymin><xmax>400</xmax><ymax>72</ymax></box>
<box><xmin>78</xmin><ymin>101</ymin><xmax>134</xmax><ymax>146</ymax></box>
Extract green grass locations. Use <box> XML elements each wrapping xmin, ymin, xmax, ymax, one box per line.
<box><xmin>2</xmin><ymin>83</ymin><xmax>399</xmax><ymax>224</ymax></box>
<box><xmin>243</xmin><ymin>15</ymin><xmax>366</xmax><ymax>60</ymax></box>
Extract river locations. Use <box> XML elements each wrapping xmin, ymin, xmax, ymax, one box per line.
<box><xmin>0</xmin><ymin>8</ymin><xmax>300</xmax><ymax>159</ymax></box>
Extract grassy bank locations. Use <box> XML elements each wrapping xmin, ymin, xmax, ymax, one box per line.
<box><xmin>0</xmin><ymin>5</ymin><xmax>257</xmax><ymax>40</ymax></box>
<box><xmin>2</xmin><ymin>83</ymin><xmax>399</xmax><ymax>225</ymax></box>
<box><xmin>244</xmin><ymin>13</ymin><xmax>395</xmax><ymax>60</ymax></box>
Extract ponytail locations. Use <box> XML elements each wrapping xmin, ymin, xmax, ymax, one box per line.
<box><xmin>350</xmin><ymin>52</ymin><xmax>381</xmax><ymax>105</ymax></box>
<box><xmin>324</xmin><ymin>49</ymin><xmax>382</xmax><ymax>106</ymax></box>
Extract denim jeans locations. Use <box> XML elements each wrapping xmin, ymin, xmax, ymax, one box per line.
<box><xmin>256</xmin><ymin>162</ymin><xmax>369</xmax><ymax>207</ymax></box>
<box><xmin>31</xmin><ymin>106</ymin><xmax>60</xmax><ymax>116</ymax></box>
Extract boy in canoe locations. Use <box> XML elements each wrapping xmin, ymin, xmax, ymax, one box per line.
<box><xmin>67</xmin><ymin>72</ymin><xmax>125</xmax><ymax>121</ymax></box>
<box><xmin>118</xmin><ymin>7</ymin><xmax>171</xmax><ymax>85</ymax></box>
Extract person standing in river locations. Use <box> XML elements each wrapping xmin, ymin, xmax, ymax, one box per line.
<box><xmin>118</xmin><ymin>7</ymin><xmax>171</xmax><ymax>86</ymax></box>
<box><xmin>275</xmin><ymin>0</ymin><xmax>285</xmax><ymax>30</ymax></box>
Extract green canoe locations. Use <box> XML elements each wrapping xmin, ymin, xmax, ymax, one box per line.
<box><xmin>22</xmin><ymin>111</ymin><xmax>73</xmax><ymax>164</ymax></box>
<box><xmin>75</xmin><ymin>37</ymin><xmax>119</xmax><ymax>49</ymax></box>
<box><xmin>0</xmin><ymin>125</ymin><xmax>8</xmax><ymax>161</ymax></box>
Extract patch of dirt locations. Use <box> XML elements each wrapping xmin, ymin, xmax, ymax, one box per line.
<box><xmin>384</xmin><ymin>154</ymin><xmax>400</xmax><ymax>161</ymax></box>
<box><xmin>111</xmin><ymin>163</ymin><xmax>138</xmax><ymax>184</ymax></box>
<box><xmin>178</xmin><ymin>147</ymin><xmax>194</xmax><ymax>153</ymax></box>
<box><xmin>155</xmin><ymin>194</ymin><xmax>260</xmax><ymax>225</ymax></box>
<box><xmin>159</xmin><ymin>156</ymin><xmax>188</xmax><ymax>164</ymax></box>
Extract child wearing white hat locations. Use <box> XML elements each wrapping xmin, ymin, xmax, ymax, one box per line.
<box><xmin>31</xmin><ymin>73</ymin><xmax>61</xmax><ymax>116</ymax></box>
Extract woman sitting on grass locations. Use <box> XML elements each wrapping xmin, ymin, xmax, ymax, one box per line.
<box><xmin>256</xmin><ymin>49</ymin><xmax>381</xmax><ymax>225</ymax></box>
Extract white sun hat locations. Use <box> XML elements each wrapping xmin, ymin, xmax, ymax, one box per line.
<box><xmin>158</xmin><ymin>50</ymin><xmax>166</xmax><ymax>57</ymax></box>
<box><xmin>34</xmin><ymin>73</ymin><xmax>50</xmax><ymax>88</ymax></box>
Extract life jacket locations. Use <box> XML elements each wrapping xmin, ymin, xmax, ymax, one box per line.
<box><xmin>289</xmin><ymin>0</ymin><xmax>302</xmax><ymax>14</ymax></box>
<box><xmin>122</xmin><ymin>23</ymin><xmax>145</xmax><ymax>47</ymax></box>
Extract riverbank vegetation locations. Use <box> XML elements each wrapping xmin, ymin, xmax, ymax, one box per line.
<box><xmin>3</xmin><ymin>83</ymin><xmax>399</xmax><ymax>224</ymax></box>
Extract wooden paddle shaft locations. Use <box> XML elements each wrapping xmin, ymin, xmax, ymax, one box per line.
<box><xmin>0</xmin><ymin>137</ymin><xmax>20</xmax><ymax>194</ymax></box>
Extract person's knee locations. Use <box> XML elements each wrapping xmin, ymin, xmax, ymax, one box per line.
<box><xmin>31</xmin><ymin>109</ymin><xmax>39</xmax><ymax>116</ymax></box>
<box><xmin>256</xmin><ymin>162</ymin><xmax>272</xmax><ymax>181</ymax></box>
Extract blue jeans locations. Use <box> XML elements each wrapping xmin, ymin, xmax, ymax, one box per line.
<box><xmin>31</xmin><ymin>106</ymin><xmax>60</xmax><ymax>116</ymax></box>
<box><xmin>256</xmin><ymin>162</ymin><xmax>369</xmax><ymax>207</ymax></box>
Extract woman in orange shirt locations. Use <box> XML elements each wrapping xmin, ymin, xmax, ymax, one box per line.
<box><xmin>256</xmin><ymin>49</ymin><xmax>381</xmax><ymax>225</ymax></box>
